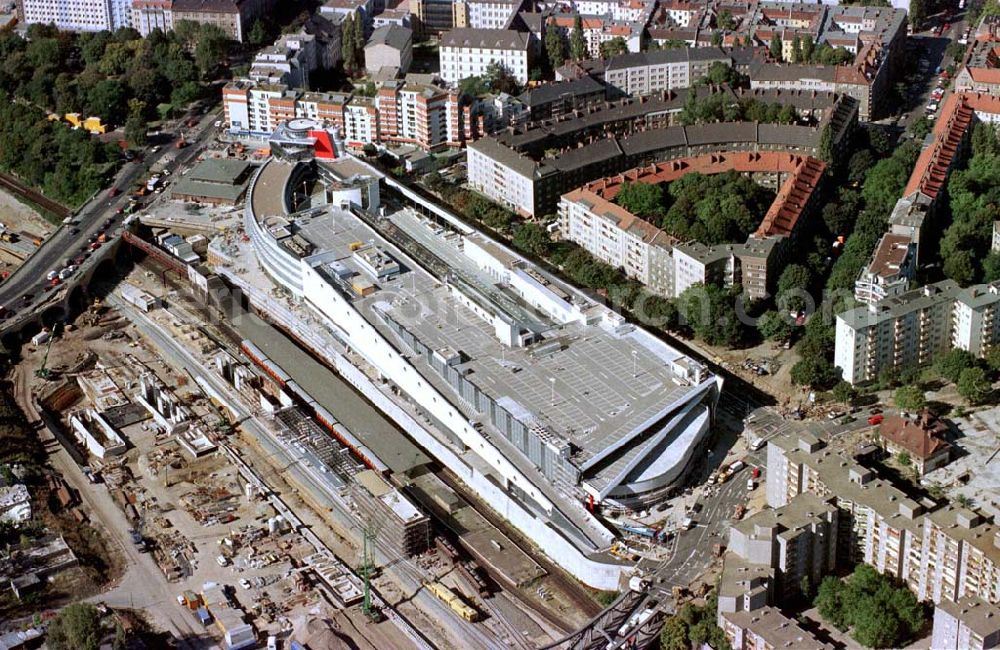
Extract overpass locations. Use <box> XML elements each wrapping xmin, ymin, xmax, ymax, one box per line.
<box><xmin>0</xmin><ymin>232</ymin><xmax>126</xmax><ymax>349</ymax></box>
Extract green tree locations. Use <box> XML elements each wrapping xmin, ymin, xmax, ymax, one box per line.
<box><xmin>985</xmin><ymin>345</ymin><xmax>1000</xmax><ymax>373</ymax></box>
<box><xmin>599</xmin><ymin>37</ymin><xmax>627</xmax><ymax>59</ymax></box>
<box><xmin>911</xmin><ymin>116</ymin><xmax>934</xmax><ymax>140</ymax></box>
<box><xmin>711</xmin><ymin>31</ymin><xmax>723</xmax><ymax>47</ymax></box>
<box><xmin>484</xmin><ymin>61</ymin><xmax>519</xmax><ymax>94</ymax></box>
<box><xmin>545</xmin><ymin>25</ymin><xmax>566</xmax><ymax>70</ymax></box>
<box><xmin>909</xmin><ymin>0</ymin><xmax>926</xmax><ymax>29</ymax></box>
<box><xmin>893</xmin><ymin>385</ymin><xmax>926</xmax><ymax>411</ymax></box>
<box><xmin>815</xmin><ymin>576</ymin><xmax>848</xmax><ymax>631</ymax></box>
<box><xmin>791</xmin><ymin>35</ymin><xmax>802</xmax><ymax>63</ymax></box>
<box><xmin>832</xmin><ymin>380</ymin><xmax>856</xmax><ymax>403</ymax></box>
<box><xmin>341</xmin><ymin>13</ymin><xmax>358</xmax><ymax>72</ymax></box>
<box><xmin>897</xmin><ymin>450</ymin><xmax>912</xmax><ymax>467</ymax></box>
<box><xmin>512</xmin><ymin>222</ymin><xmax>551</xmax><ymax>257</ymax></box>
<box><xmin>758</xmin><ymin>310</ymin><xmax>793</xmax><ymax>341</ymax></box>
<box><xmin>958</xmin><ymin>366</ymin><xmax>991</xmax><ymax>404</ymax></box>
<box><xmin>801</xmin><ymin>35</ymin><xmax>815</xmax><ymax>62</ymax></box>
<box><xmin>124</xmin><ymin>98</ymin><xmax>147</xmax><ymax>147</ymax></box>
<box><xmin>718</xmin><ymin>9</ymin><xmax>735</xmax><ymax>30</ymax></box>
<box><xmin>248</xmin><ymin>19</ymin><xmax>268</xmax><ymax>47</ymax></box>
<box><xmin>769</xmin><ymin>32</ymin><xmax>783</xmax><ymax>61</ymax></box>
<box><xmin>935</xmin><ymin>349</ymin><xmax>976</xmax><ymax>384</ymax></box>
<box><xmin>570</xmin><ymin>15</ymin><xmax>587</xmax><ymax>61</ymax></box>
<box><xmin>659</xmin><ymin>615</ymin><xmax>690</xmax><ymax>650</ymax></box>
<box><xmin>194</xmin><ymin>23</ymin><xmax>230</xmax><ymax>77</ymax></box>
<box><xmin>86</xmin><ymin>78</ymin><xmax>128</xmax><ymax>124</ymax></box>
<box><xmin>777</xmin><ymin>264</ymin><xmax>811</xmax><ymax>312</ymax></box>
<box><xmin>791</xmin><ymin>356</ymin><xmax>840</xmax><ymax>389</ymax></box>
<box><xmin>47</xmin><ymin>603</ymin><xmax>103</xmax><ymax>650</ymax></box>
<box><xmin>614</xmin><ymin>181</ymin><xmax>664</xmax><ymax>218</ymax></box>
<box><xmin>677</xmin><ymin>284</ymin><xmax>745</xmax><ymax>347</ymax></box>
<box><xmin>701</xmin><ymin>61</ymin><xmax>743</xmax><ymax>87</ymax></box>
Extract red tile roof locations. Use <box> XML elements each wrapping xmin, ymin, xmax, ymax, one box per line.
<box><xmin>879</xmin><ymin>409</ymin><xmax>950</xmax><ymax>460</ymax></box>
<box><xmin>582</xmin><ymin>151</ymin><xmax>825</xmax><ymax>239</ymax></box>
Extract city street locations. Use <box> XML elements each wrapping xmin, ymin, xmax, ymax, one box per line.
<box><xmin>0</xmin><ymin>106</ymin><xmax>223</xmax><ymax>325</ymax></box>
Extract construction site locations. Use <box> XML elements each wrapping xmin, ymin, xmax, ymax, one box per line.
<box><xmin>9</xmin><ymin>254</ymin><xmax>602</xmax><ymax>649</ymax></box>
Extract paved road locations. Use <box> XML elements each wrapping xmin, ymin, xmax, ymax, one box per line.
<box><xmin>0</xmin><ymin>109</ymin><xmax>222</xmax><ymax>325</ymax></box>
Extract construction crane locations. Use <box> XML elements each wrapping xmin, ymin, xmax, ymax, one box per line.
<box><xmin>183</xmin><ymin>368</ymin><xmax>233</xmax><ymax>435</ymax></box>
<box><xmin>35</xmin><ymin>322</ymin><xmax>60</xmax><ymax>379</ymax></box>
<box><xmin>358</xmin><ymin>521</ymin><xmax>384</xmax><ymax>622</ymax></box>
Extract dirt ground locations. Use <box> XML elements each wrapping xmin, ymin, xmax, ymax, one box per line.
<box><xmin>0</xmin><ymin>187</ymin><xmax>57</xmax><ymax>267</ymax></box>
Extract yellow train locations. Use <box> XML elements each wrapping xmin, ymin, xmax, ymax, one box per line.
<box><xmin>425</xmin><ymin>580</ymin><xmax>480</xmax><ymax>622</ymax></box>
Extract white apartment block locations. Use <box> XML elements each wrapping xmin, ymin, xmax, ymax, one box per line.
<box><xmin>467</xmin><ymin>138</ymin><xmax>555</xmax><ymax>217</ymax></box>
<box><xmin>603</xmin><ymin>47</ymin><xmax>731</xmax><ymax>96</ymax></box>
<box><xmin>932</xmin><ymin>597</ymin><xmax>1000</xmax><ymax>650</ymax></box>
<box><xmin>457</xmin><ymin>0</ymin><xmax>520</xmax><ymax>29</ymax></box>
<box><xmin>131</xmin><ymin>0</ymin><xmax>172</xmax><ymax>34</ymax></box>
<box><xmin>766</xmin><ymin>430</ymin><xmax>1000</xmax><ymax>608</ymax></box>
<box><xmin>836</xmin><ymin>279</ymin><xmax>1000</xmax><ymax>385</ymax></box>
<box><xmin>439</xmin><ymin>28</ymin><xmax>531</xmax><ymax>85</ymax></box>
<box><xmin>953</xmin><ymin>283</ymin><xmax>1000</xmax><ymax>357</ymax></box>
<box><xmin>558</xmin><ymin>188</ymin><xmax>674</xmax><ymax>297</ymax></box>
<box><xmin>21</xmin><ymin>0</ymin><xmax>132</xmax><ymax>31</ymax></box>
<box><xmin>834</xmin><ymin>280</ymin><xmax>958</xmax><ymax>385</ymax></box>
<box><xmin>854</xmin><ymin>233</ymin><xmax>916</xmax><ymax>306</ymax></box>
<box><xmin>342</xmin><ymin>100</ymin><xmax>378</xmax><ymax>146</ymax></box>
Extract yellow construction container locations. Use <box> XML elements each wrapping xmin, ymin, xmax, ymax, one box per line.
<box><xmin>83</xmin><ymin>116</ymin><xmax>106</xmax><ymax>134</ymax></box>
<box><xmin>349</xmin><ymin>241</ymin><xmax>364</xmax><ymax>251</ymax></box>
<box><xmin>64</xmin><ymin>113</ymin><xmax>82</xmax><ymax>127</ymax></box>
<box><xmin>351</xmin><ymin>279</ymin><xmax>375</xmax><ymax>297</ymax></box>
<box><xmin>425</xmin><ymin>581</ymin><xmax>479</xmax><ymax>622</ymax></box>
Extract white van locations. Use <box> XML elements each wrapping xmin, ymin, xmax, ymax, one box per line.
<box><xmin>216</xmin><ymin>555</ymin><xmax>229</xmax><ymax>567</ymax></box>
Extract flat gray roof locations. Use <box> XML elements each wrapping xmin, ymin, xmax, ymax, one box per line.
<box><xmin>292</xmin><ymin>206</ymin><xmax>708</xmax><ymax>486</ymax></box>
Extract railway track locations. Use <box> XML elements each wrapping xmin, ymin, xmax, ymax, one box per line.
<box><xmin>0</xmin><ymin>171</ymin><xmax>72</xmax><ymax>219</ymax></box>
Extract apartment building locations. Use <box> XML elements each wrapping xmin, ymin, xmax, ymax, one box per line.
<box><xmin>932</xmin><ymin>597</ymin><xmax>1000</xmax><ymax>650</ymax></box>
<box><xmin>557</xmin><ymin>152</ymin><xmax>824</xmax><ymax>300</ymax></box>
<box><xmin>953</xmin><ymin>283</ymin><xmax>1000</xmax><ymax>357</ymax></box>
<box><xmin>170</xmin><ymin>0</ymin><xmax>262</xmax><ymax>42</ymax></box>
<box><xmin>955</xmin><ymin>38</ymin><xmax>1000</xmax><ymax>96</ymax></box>
<box><xmin>545</xmin><ymin>14</ymin><xmax>637</xmax><ymax>61</ymax></box>
<box><xmin>250</xmin><ymin>34</ymin><xmax>321</xmax><ymax>89</ymax></box>
<box><xmin>727</xmin><ymin>493</ymin><xmax>839</xmax><ymax>603</ymax></box>
<box><xmin>558</xmin><ymin>188</ymin><xmax>675</xmax><ymax>296</ymax></box>
<box><xmin>19</xmin><ymin>0</ymin><xmax>132</xmax><ymax>31</ymax></box>
<box><xmin>854</xmin><ymin>233</ymin><xmax>916</xmax><ymax>306</ymax></box>
<box><xmin>453</xmin><ymin>0</ymin><xmax>524</xmax><ymax>29</ymax></box>
<box><xmin>223</xmin><ymin>79</ymin><xmax>482</xmax><ymax>150</ymax></box>
<box><xmin>720</xmin><ymin>606</ymin><xmax>834</xmax><ymax>650</ymax></box>
<box><xmin>408</xmin><ymin>0</ymin><xmax>453</xmax><ymax>36</ymax></box>
<box><xmin>765</xmin><ymin>424</ymin><xmax>1000</xmax><ymax>607</ymax></box>
<box><xmin>131</xmin><ymin>0</ymin><xmax>172</xmax><ymax>33</ymax></box>
<box><xmin>878</xmin><ymin>410</ymin><xmax>951</xmax><ymax>476</ymax></box>
<box><xmin>603</xmin><ymin>48</ymin><xmax>732</xmax><ymax>96</ymax></box>
<box><xmin>466</xmin><ymin>90</ymin><xmax>855</xmax><ymax>217</ymax></box>
<box><xmin>439</xmin><ymin>28</ymin><xmax>533</xmax><ymax>85</ymax></box>
<box><xmin>834</xmin><ymin>280</ymin><xmax>959</xmax><ymax>386</ymax></box>
<box><xmin>836</xmin><ymin>279</ymin><xmax>1000</xmax><ymax>385</ymax></box>
<box><xmin>364</xmin><ymin>24</ymin><xmax>413</xmax><ymax>74</ymax></box>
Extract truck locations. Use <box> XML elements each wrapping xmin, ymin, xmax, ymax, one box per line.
<box><xmin>146</xmin><ymin>175</ymin><xmax>161</xmax><ymax>192</ymax></box>
<box><xmin>728</xmin><ymin>460</ymin><xmax>745</xmax><ymax>473</ymax></box>
<box><xmin>629</xmin><ymin>575</ymin><xmax>649</xmax><ymax>592</ymax></box>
